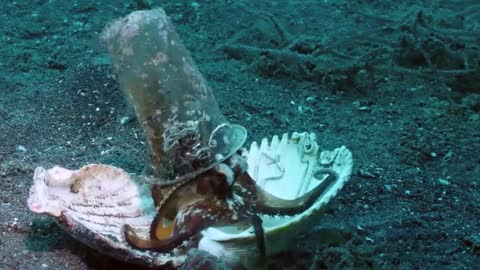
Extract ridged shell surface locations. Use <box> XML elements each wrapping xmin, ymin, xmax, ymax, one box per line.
<box><xmin>28</xmin><ymin>164</ymin><xmax>187</xmax><ymax>267</ymax></box>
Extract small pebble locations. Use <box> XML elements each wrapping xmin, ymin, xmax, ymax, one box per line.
<box><xmin>359</xmin><ymin>169</ymin><xmax>377</xmax><ymax>178</ymax></box>
<box><xmin>16</xmin><ymin>145</ymin><xmax>27</xmax><ymax>153</ymax></box>
<box><xmin>120</xmin><ymin>116</ymin><xmax>132</xmax><ymax>125</ymax></box>
<box><xmin>438</xmin><ymin>178</ymin><xmax>450</xmax><ymax>186</ymax></box>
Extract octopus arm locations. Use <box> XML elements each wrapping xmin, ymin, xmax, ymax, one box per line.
<box><xmin>124</xmin><ymin>198</ymin><xmax>235</xmax><ymax>252</ymax></box>
<box><xmin>253</xmin><ymin>168</ymin><xmax>338</xmax><ymax>216</ymax></box>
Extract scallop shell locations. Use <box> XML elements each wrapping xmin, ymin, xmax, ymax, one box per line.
<box><xmin>197</xmin><ymin>132</ymin><xmax>353</xmax><ymax>266</ymax></box>
<box><xmin>27</xmin><ymin>132</ymin><xmax>352</xmax><ymax>268</ymax></box>
<box><xmin>27</xmin><ymin>164</ymin><xmax>187</xmax><ymax>268</ymax></box>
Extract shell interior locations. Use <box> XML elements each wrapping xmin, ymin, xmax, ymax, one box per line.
<box><xmin>199</xmin><ymin>132</ymin><xmax>353</xmax><ymax>259</ymax></box>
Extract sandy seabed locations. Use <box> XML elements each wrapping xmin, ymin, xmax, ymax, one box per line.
<box><xmin>1</xmin><ymin>0</ymin><xmax>479</xmax><ymax>269</ymax></box>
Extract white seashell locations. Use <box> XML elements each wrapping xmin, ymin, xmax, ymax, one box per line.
<box><xmin>27</xmin><ymin>164</ymin><xmax>187</xmax><ymax>267</ymax></box>
<box><xmin>198</xmin><ymin>132</ymin><xmax>353</xmax><ymax>266</ymax></box>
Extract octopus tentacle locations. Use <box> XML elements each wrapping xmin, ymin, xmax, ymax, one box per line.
<box><xmin>236</xmin><ymin>168</ymin><xmax>338</xmax><ymax>216</ymax></box>
<box><xmin>149</xmin><ymin>180</ymin><xmax>199</xmax><ymax>239</ymax></box>
<box><xmin>124</xmin><ymin>224</ymin><xmax>188</xmax><ymax>252</ymax></box>
<box><xmin>124</xmin><ymin>175</ymin><xmax>201</xmax><ymax>251</ymax></box>
<box><xmin>125</xmin><ymin>163</ymin><xmax>239</xmax><ymax>252</ymax></box>
<box><xmin>125</xmin><ymin>198</ymin><xmax>235</xmax><ymax>252</ymax></box>
<box><xmin>250</xmin><ymin>215</ymin><xmax>266</xmax><ymax>257</ymax></box>
<box><xmin>149</xmin><ymin>166</ymin><xmax>233</xmax><ymax>240</ymax></box>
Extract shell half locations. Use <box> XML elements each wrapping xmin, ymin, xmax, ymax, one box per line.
<box><xmin>198</xmin><ymin>132</ymin><xmax>353</xmax><ymax>265</ymax></box>
<box><xmin>27</xmin><ymin>164</ymin><xmax>187</xmax><ymax>268</ymax></box>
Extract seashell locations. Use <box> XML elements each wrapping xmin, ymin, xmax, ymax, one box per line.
<box><xmin>27</xmin><ymin>132</ymin><xmax>352</xmax><ymax>268</ymax></box>
<box><xmin>197</xmin><ymin>132</ymin><xmax>353</xmax><ymax>266</ymax></box>
<box><xmin>28</xmin><ymin>164</ymin><xmax>188</xmax><ymax>268</ymax></box>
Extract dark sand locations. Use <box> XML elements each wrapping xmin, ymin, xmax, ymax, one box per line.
<box><xmin>1</xmin><ymin>0</ymin><xmax>479</xmax><ymax>269</ymax></box>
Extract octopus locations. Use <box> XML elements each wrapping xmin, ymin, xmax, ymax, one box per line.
<box><xmin>124</xmin><ymin>152</ymin><xmax>339</xmax><ymax>257</ymax></box>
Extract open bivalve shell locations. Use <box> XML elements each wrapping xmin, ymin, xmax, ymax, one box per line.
<box><xmin>198</xmin><ymin>132</ymin><xmax>353</xmax><ymax>265</ymax></box>
<box><xmin>27</xmin><ymin>132</ymin><xmax>352</xmax><ymax>268</ymax></box>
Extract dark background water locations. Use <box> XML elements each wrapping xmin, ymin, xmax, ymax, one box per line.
<box><xmin>0</xmin><ymin>0</ymin><xmax>479</xmax><ymax>269</ymax></box>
